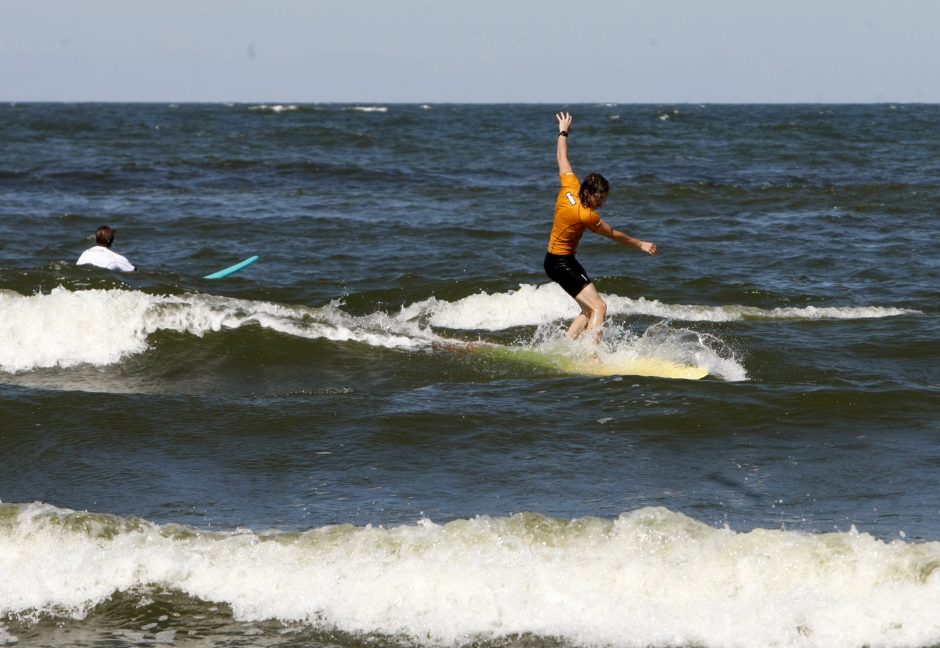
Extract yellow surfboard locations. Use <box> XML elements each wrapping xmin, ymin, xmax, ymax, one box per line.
<box><xmin>562</xmin><ymin>356</ymin><xmax>709</xmax><ymax>380</ymax></box>
<box><xmin>472</xmin><ymin>345</ymin><xmax>709</xmax><ymax>380</ymax></box>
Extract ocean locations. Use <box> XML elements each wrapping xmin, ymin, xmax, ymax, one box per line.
<box><xmin>0</xmin><ymin>102</ymin><xmax>938</xmax><ymax>647</ymax></box>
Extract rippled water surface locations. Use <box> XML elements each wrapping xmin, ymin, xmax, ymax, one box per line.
<box><xmin>1</xmin><ymin>103</ymin><xmax>938</xmax><ymax>647</ymax></box>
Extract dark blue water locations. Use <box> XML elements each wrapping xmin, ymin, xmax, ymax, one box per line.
<box><xmin>1</xmin><ymin>103</ymin><xmax>938</xmax><ymax>647</ymax></box>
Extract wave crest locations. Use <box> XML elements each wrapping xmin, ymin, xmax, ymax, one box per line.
<box><xmin>0</xmin><ymin>288</ymin><xmax>440</xmax><ymax>374</ymax></box>
<box><xmin>400</xmin><ymin>283</ymin><xmax>920</xmax><ymax>329</ymax></box>
<box><xmin>2</xmin><ymin>502</ymin><xmax>939</xmax><ymax>648</ymax></box>
<box><xmin>0</xmin><ymin>285</ymin><xmax>915</xmax><ymax>379</ymax></box>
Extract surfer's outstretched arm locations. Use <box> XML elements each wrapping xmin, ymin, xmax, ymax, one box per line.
<box><xmin>556</xmin><ymin>112</ymin><xmax>573</xmax><ymax>176</ymax></box>
<box><xmin>593</xmin><ymin>219</ymin><xmax>658</xmax><ymax>256</ymax></box>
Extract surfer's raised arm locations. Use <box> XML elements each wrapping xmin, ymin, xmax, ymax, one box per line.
<box><xmin>556</xmin><ymin>112</ymin><xmax>573</xmax><ymax>176</ymax></box>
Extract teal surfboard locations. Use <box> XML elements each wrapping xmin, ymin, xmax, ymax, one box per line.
<box><xmin>203</xmin><ymin>255</ymin><xmax>259</xmax><ymax>280</ymax></box>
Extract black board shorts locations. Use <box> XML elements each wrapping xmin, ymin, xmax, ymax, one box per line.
<box><xmin>544</xmin><ymin>252</ymin><xmax>592</xmax><ymax>298</ymax></box>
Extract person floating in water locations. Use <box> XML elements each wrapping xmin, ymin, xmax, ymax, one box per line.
<box><xmin>76</xmin><ymin>225</ymin><xmax>136</xmax><ymax>272</ymax></box>
<box><xmin>543</xmin><ymin>112</ymin><xmax>657</xmax><ymax>341</ymax></box>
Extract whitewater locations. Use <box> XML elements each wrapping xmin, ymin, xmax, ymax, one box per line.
<box><xmin>0</xmin><ymin>285</ymin><xmax>916</xmax><ymax>379</ymax></box>
<box><xmin>1</xmin><ymin>502</ymin><xmax>939</xmax><ymax>648</ymax></box>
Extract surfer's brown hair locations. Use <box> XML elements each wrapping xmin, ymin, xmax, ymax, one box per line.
<box><xmin>579</xmin><ymin>173</ymin><xmax>609</xmax><ymax>208</ymax></box>
<box><xmin>95</xmin><ymin>226</ymin><xmax>115</xmax><ymax>248</ymax></box>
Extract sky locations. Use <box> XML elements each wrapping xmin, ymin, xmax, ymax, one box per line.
<box><xmin>1</xmin><ymin>0</ymin><xmax>938</xmax><ymax>103</ymax></box>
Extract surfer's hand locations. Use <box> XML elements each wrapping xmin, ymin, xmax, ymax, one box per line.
<box><xmin>639</xmin><ymin>241</ymin><xmax>658</xmax><ymax>255</ymax></box>
<box><xmin>556</xmin><ymin>112</ymin><xmax>572</xmax><ymax>133</ymax></box>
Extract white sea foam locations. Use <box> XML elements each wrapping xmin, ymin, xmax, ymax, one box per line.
<box><xmin>0</xmin><ymin>626</ymin><xmax>16</xmax><ymax>645</ymax></box>
<box><xmin>0</xmin><ymin>288</ymin><xmax>153</xmax><ymax>372</ymax></box>
<box><xmin>349</xmin><ymin>106</ymin><xmax>388</xmax><ymax>113</ymax></box>
<box><xmin>2</xmin><ymin>502</ymin><xmax>939</xmax><ymax>648</ymax></box>
<box><xmin>0</xmin><ymin>288</ymin><xmax>441</xmax><ymax>374</ymax></box>
<box><xmin>400</xmin><ymin>282</ymin><xmax>920</xmax><ymax>329</ymax></box>
<box><xmin>397</xmin><ymin>283</ymin><xmax>572</xmax><ymax>330</ymax></box>
<box><xmin>1</xmin><ymin>285</ymin><xmax>912</xmax><ymax>377</ymax></box>
<box><xmin>596</xmin><ymin>321</ymin><xmax>746</xmax><ymax>382</ymax></box>
<box><xmin>248</xmin><ymin>104</ymin><xmax>301</xmax><ymax>113</ymax></box>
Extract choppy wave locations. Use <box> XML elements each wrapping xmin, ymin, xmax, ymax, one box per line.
<box><xmin>401</xmin><ymin>283</ymin><xmax>922</xmax><ymax>329</ymax></box>
<box><xmin>248</xmin><ymin>104</ymin><xmax>302</xmax><ymax>113</ymax></box>
<box><xmin>0</xmin><ymin>285</ymin><xmax>916</xmax><ymax>378</ymax></box>
<box><xmin>0</xmin><ymin>287</ymin><xmax>442</xmax><ymax>374</ymax></box>
<box><xmin>1</xmin><ymin>502</ymin><xmax>939</xmax><ymax>648</ymax></box>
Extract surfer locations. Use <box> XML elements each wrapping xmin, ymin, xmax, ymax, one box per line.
<box><xmin>76</xmin><ymin>225</ymin><xmax>136</xmax><ymax>272</ymax></box>
<box><xmin>544</xmin><ymin>112</ymin><xmax>657</xmax><ymax>340</ymax></box>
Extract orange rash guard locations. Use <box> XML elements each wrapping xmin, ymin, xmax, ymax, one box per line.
<box><xmin>547</xmin><ymin>172</ymin><xmax>602</xmax><ymax>255</ymax></box>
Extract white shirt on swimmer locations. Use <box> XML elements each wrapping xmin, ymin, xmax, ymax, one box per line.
<box><xmin>76</xmin><ymin>245</ymin><xmax>136</xmax><ymax>272</ymax></box>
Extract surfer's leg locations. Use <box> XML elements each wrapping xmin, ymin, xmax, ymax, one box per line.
<box><xmin>544</xmin><ymin>253</ymin><xmax>599</xmax><ymax>339</ymax></box>
<box><xmin>570</xmin><ymin>283</ymin><xmax>607</xmax><ymax>341</ymax></box>
<box><xmin>566</xmin><ymin>309</ymin><xmax>590</xmax><ymax>339</ymax></box>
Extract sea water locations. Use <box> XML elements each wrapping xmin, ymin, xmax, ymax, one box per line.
<box><xmin>0</xmin><ymin>103</ymin><xmax>938</xmax><ymax>647</ymax></box>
